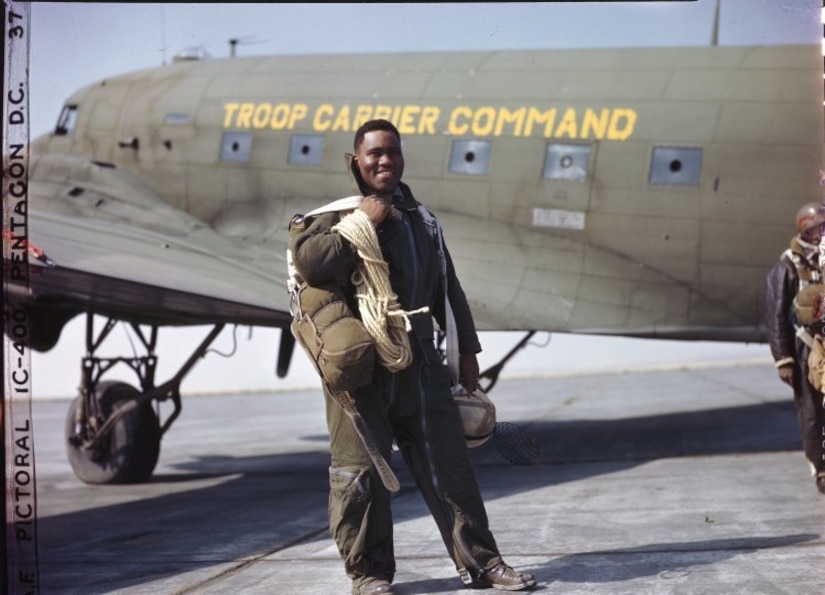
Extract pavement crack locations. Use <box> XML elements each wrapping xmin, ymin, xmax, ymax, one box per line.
<box><xmin>169</xmin><ymin>525</ymin><xmax>330</xmax><ymax>595</ymax></box>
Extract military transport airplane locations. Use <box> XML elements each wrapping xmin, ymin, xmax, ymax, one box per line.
<box><xmin>4</xmin><ymin>42</ymin><xmax>822</xmax><ymax>484</ymax></box>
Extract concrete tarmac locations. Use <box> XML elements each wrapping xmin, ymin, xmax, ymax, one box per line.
<box><xmin>23</xmin><ymin>362</ymin><xmax>825</xmax><ymax>594</ymax></box>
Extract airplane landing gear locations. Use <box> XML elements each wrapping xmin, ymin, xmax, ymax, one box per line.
<box><xmin>65</xmin><ymin>313</ymin><xmax>224</xmax><ymax>484</ymax></box>
<box><xmin>65</xmin><ymin>381</ymin><xmax>160</xmax><ymax>484</ymax></box>
<box><xmin>437</xmin><ymin>330</ymin><xmax>538</xmax><ymax>393</ymax></box>
<box><xmin>479</xmin><ymin>331</ymin><xmax>537</xmax><ymax>392</ymax></box>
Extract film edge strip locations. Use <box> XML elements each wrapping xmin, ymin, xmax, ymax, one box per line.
<box><xmin>3</xmin><ymin>1</ymin><xmax>38</xmax><ymax>593</ymax></box>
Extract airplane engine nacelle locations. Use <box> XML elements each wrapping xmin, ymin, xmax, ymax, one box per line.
<box><xmin>5</xmin><ymin>299</ymin><xmax>81</xmax><ymax>352</ymax></box>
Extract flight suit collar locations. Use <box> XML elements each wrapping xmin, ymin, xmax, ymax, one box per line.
<box><xmin>392</xmin><ymin>182</ymin><xmax>420</xmax><ymax>211</ymax></box>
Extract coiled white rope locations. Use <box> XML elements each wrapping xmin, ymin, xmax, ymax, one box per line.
<box><xmin>333</xmin><ymin>209</ymin><xmax>428</xmax><ymax>373</ymax></box>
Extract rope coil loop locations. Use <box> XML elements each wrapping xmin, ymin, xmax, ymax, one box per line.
<box><xmin>333</xmin><ymin>209</ymin><xmax>428</xmax><ymax>373</ymax></box>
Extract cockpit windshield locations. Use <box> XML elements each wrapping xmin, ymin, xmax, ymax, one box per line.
<box><xmin>55</xmin><ymin>105</ymin><xmax>78</xmax><ymax>135</ymax></box>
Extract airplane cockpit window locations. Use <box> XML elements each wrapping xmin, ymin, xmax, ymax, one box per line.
<box><xmin>288</xmin><ymin>134</ymin><xmax>324</xmax><ymax>166</ymax></box>
<box><xmin>449</xmin><ymin>139</ymin><xmax>491</xmax><ymax>175</ymax></box>
<box><xmin>543</xmin><ymin>143</ymin><xmax>591</xmax><ymax>182</ymax></box>
<box><xmin>55</xmin><ymin>105</ymin><xmax>78</xmax><ymax>136</ymax></box>
<box><xmin>649</xmin><ymin>147</ymin><xmax>703</xmax><ymax>186</ymax></box>
<box><xmin>220</xmin><ymin>131</ymin><xmax>252</xmax><ymax>162</ymax></box>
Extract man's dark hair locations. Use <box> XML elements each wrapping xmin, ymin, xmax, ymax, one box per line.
<box><xmin>353</xmin><ymin>119</ymin><xmax>401</xmax><ymax>151</ymax></box>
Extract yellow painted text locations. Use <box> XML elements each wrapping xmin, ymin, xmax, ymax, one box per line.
<box><xmin>223</xmin><ymin>102</ymin><xmax>637</xmax><ymax>141</ymax></box>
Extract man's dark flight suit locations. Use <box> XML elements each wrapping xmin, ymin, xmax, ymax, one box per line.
<box><xmin>290</xmin><ymin>184</ymin><xmax>504</xmax><ymax>587</ymax></box>
<box><xmin>764</xmin><ymin>236</ymin><xmax>825</xmax><ymax>486</ymax></box>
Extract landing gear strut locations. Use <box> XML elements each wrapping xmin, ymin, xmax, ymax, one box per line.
<box><xmin>478</xmin><ymin>331</ymin><xmax>537</xmax><ymax>393</ymax></box>
<box><xmin>436</xmin><ymin>330</ymin><xmax>537</xmax><ymax>393</ymax></box>
<box><xmin>65</xmin><ymin>313</ymin><xmax>224</xmax><ymax>484</ymax></box>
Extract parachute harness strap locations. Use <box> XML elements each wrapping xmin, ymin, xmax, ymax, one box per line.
<box><xmin>333</xmin><ymin>209</ymin><xmax>428</xmax><ymax>373</ymax></box>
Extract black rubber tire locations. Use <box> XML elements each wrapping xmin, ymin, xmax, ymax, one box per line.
<box><xmin>65</xmin><ymin>381</ymin><xmax>161</xmax><ymax>484</ymax></box>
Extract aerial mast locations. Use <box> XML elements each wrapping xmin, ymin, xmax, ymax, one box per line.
<box><xmin>710</xmin><ymin>0</ymin><xmax>720</xmax><ymax>47</ymax></box>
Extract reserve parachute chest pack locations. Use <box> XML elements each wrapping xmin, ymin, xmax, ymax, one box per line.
<box><xmin>287</xmin><ymin>197</ymin><xmax>375</xmax><ymax>392</ymax></box>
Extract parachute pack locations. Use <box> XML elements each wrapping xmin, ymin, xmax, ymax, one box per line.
<box><xmin>286</xmin><ymin>195</ymin><xmax>497</xmax><ymax>449</ymax></box>
<box><xmin>287</xmin><ymin>197</ymin><xmax>376</xmax><ymax>392</ymax></box>
<box><xmin>286</xmin><ymin>195</ymin><xmax>450</xmax><ymax>389</ymax></box>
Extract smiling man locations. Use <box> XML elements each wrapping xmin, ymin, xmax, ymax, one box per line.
<box><xmin>289</xmin><ymin>119</ymin><xmax>536</xmax><ymax>594</ymax></box>
<box><xmin>354</xmin><ymin>122</ymin><xmax>404</xmax><ymax>197</ymax></box>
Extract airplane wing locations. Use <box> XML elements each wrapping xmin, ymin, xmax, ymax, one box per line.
<box><xmin>4</xmin><ymin>154</ymin><xmax>299</xmax><ymax>485</ymax></box>
<box><xmin>8</xmin><ymin>154</ymin><xmax>291</xmax><ymax>350</ymax></box>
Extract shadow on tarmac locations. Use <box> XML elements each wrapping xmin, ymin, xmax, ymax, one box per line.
<box><xmin>34</xmin><ymin>397</ymin><xmax>804</xmax><ymax>593</ymax></box>
<box><xmin>485</xmin><ymin>398</ymin><xmax>801</xmax><ymax>465</ymax></box>
<box><xmin>542</xmin><ymin>534</ymin><xmax>820</xmax><ymax>585</ymax></box>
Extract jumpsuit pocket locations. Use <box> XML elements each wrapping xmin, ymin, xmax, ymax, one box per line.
<box><xmin>329</xmin><ymin>466</ymin><xmax>370</xmax><ymax>497</ymax></box>
<box><xmin>329</xmin><ymin>466</ymin><xmax>372</xmax><ymax>526</ymax></box>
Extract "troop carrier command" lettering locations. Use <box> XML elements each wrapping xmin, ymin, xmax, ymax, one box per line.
<box><xmin>223</xmin><ymin>102</ymin><xmax>637</xmax><ymax>141</ymax></box>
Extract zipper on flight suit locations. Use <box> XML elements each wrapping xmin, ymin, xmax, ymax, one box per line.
<box><xmin>399</xmin><ymin>211</ymin><xmax>419</xmax><ymax>309</ymax></box>
<box><xmin>401</xmin><ymin>208</ymin><xmax>484</xmax><ymax>577</ymax></box>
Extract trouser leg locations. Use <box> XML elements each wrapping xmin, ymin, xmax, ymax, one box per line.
<box><xmin>795</xmin><ymin>360</ymin><xmax>825</xmax><ymax>473</ymax></box>
<box><xmin>397</xmin><ymin>359</ymin><xmax>502</xmax><ymax>579</ymax></box>
<box><xmin>325</xmin><ymin>384</ymin><xmax>395</xmax><ymax>584</ymax></box>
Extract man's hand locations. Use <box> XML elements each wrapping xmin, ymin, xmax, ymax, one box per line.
<box><xmin>359</xmin><ymin>195</ymin><xmax>391</xmax><ymax>227</ymax></box>
<box><xmin>778</xmin><ymin>364</ymin><xmax>794</xmax><ymax>386</ymax></box>
<box><xmin>459</xmin><ymin>353</ymin><xmax>480</xmax><ymax>394</ymax></box>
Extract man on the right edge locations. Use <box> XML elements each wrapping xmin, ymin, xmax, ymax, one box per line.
<box><xmin>765</xmin><ymin>201</ymin><xmax>825</xmax><ymax>495</ymax></box>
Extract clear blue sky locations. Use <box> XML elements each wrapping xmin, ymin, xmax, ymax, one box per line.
<box><xmin>22</xmin><ymin>1</ymin><xmax>820</xmax><ymax>397</ymax></box>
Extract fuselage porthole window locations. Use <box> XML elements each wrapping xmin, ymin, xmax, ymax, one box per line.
<box><xmin>220</xmin><ymin>131</ymin><xmax>252</xmax><ymax>162</ymax></box>
<box><xmin>288</xmin><ymin>134</ymin><xmax>324</xmax><ymax>166</ymax></box>
<box><xmin>543</xmin><ymin>143</ymin><xmax>592</xmax><ymax>182</ymax></box>
<box><xmin>164</xmin><ymin>113</ymin><xmax>190</xmax><ymax>125</ymax></box>
<box><xmin>449</xmin><ymin>139</ymin><xmax>491</xmax><ymax>175</ymax></box>
<box><xmin>649</xmin><ymin>146</ymin><xmax>703</xmax><ymax>186</ymax></box>
<box><xmin>55</xmin><ymin>105</ymin><xmax>78</xmax><ymax>136</ymax></box>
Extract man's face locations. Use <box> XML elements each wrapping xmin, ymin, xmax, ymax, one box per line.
<box><xmin>802</xmin><ymin>226</ymin><xmax>823</xmax><ymax>245</ymax></box>
<box><xmin>354</xmin><ymin>130</ymin><xmax>404</xmax><ymax>197</ymax></box>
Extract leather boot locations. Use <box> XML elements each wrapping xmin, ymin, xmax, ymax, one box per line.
<box><xmin>351</xmin><ymin>577</ymin><xmax>395</xmax><ymax>595</ymax></box>
<box><xmin>476</xmin><ymin>563</ymin><xmax>537</xmax><ymax>591</ymax></box>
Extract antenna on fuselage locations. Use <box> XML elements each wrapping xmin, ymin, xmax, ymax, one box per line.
<box><xmin>227</xmin><ymin>35</ymin><xmax>267</xmax><ymax>58</ymax></box>
<box><xmin>159</xmin><ymin>3</ymin><xmax>168</xmax><ymax>65</ymax></box>
<box><xmin>710</xmin><ymin>0</ymin><xmax>720</xmax><ymax>47</ymax></box>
